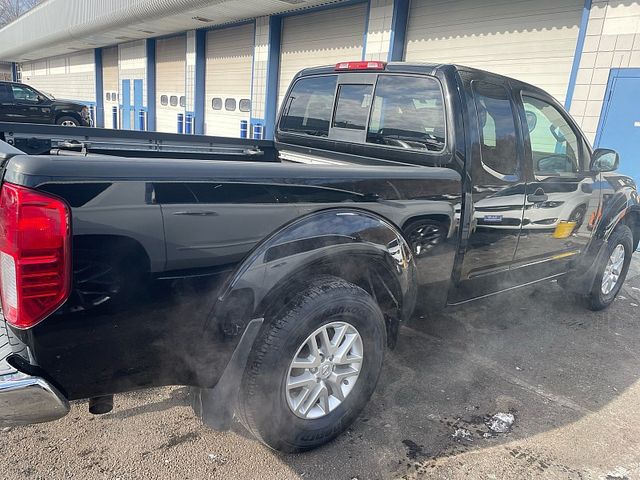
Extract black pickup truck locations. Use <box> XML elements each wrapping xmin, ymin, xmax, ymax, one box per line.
<box><xmin>0</xmin><ymin>62</ymin><xmax>638</xmax><ymax>453</ymax></box>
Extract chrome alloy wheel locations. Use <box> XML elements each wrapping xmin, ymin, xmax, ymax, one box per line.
<box><xmin>60</xmin><ymin>120</ymin><xmax>77</xmax><ymax>126</ymax></box>
<box><xmin>601</xmin><ymin>244</ymin><xmax>625</xmax><ymax>295</ymax></box>
<box><xmin>285</xmin><ymin>321</ymin><xmax>363</xmax><ymax>420</ymax></box>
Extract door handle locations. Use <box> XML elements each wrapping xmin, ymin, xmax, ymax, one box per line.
<box><xmin>527</xmin><ymin>188</ymin><xmax>548</xmax><ymax>203</ymax></box>
<box><xmin>172</xmin><ymin>211</ymin><xmax>219</xmax><ymax>216</ymax></box>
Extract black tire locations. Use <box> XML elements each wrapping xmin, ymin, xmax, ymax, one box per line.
<box><xmin>56</xmin><ymin>116</ymin><xmax>79</xmax><ymax>126</ymax></box>
<box><xmin>568</xmin><ymin>204</ymin><xmax>587</xmax><ymax>230</ymax></box>
<box><xmin>588</xmin><ymin>224</ymin><xmax>634</xmax><ymax>311</ymax></box>
<box><xmin>238</xmin><ymin>276</ymin><xmax>386</xmax><ymax>453</ymax></box>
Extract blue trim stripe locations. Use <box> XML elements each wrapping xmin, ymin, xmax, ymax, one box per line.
<box><xmin>146</xmin><ymin>38</ymin><xmax>157</xmax><ymax>132</ymax></box>
<box><xmin>94</xmin><ymin>49</ymin><xmax>105</xmax><ymax>128</ymax></box>
<box><xmin>194</xmin><ymin>29</ymin><xmax>206</xmax><ymax>135</ymax></box>
<box><xmin>565</xmin><ymin>0</ymin><xmax>592</xmax><ymax>110</ymax></box>
<box><xmin>388</xmin><ymin>0</ymin><xmax>410</xmax><ymax>62</ymax></box>
<box><xmin>264</xmin><ymin>15</ymin><xmax>282</xmax><ymax>140</ymax></box>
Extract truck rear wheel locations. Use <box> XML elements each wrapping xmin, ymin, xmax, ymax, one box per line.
<box><xmin>238</xmin><ymin>276</ymin><xmax>386</xmax><ymax>452</ymax></box>
<box><xmin>588</xmin><ymin>224</ymin><xmax>633</xmax><ymax>311</ymax></box>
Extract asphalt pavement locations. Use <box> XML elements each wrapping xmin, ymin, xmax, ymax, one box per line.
<box><xmin>2</xmin><ymin>257</ymin><xmax>640</xmax><ymax>479</ymax></box>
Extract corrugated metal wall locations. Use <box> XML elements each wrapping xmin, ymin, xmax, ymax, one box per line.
<box><xmin>21</xmin><ymin>51</ymin><xmax>96</xmax><ymax>103</ymax></box>
<box><xmin>102</xmin><ymin>47</ymin><xmax>119</xmax><ymax>128</ymax></box>
<box><xmin>404</xmin><ymin>0</ymin><xmax>583</xmax><ymax>103</ymax></box>
<box><xmin>156</xmin><ymin>35</ymin><xmax>186</xmax><ymax>133</ymax></box>
<box><xmin>205</xmin><ymin>23</ymin><xmax>254</xmax><ymax>137</ymax></box>
<box><xmin>278</xmin><ymin>3</ymin><xmax>367</xmax><ymax>105</ymax></box>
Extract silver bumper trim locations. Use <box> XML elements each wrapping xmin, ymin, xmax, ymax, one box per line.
<box><xmin>0</xmin><ymin>370</ymin><xmax>70</xmax><ymax>427</ymax></box>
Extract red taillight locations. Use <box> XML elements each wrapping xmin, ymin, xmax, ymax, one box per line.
<box><xmin>335</xmin><ymin>61</ymin><xmax>386</xmax><ymax>71</ymax></box>
<box><xmin>0</xmin><ymin>183</ymin><xmax>71</xmax><ymax>329</ymax></box>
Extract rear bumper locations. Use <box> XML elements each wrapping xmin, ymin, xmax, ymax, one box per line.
<box><xmin>0</xmin><ymin>370</ymin><xmax>70</xmax><ymax>427</ymax></box>
<box><xmin>1</xmin><ymin>320</ymin><xmax>69</xmax><ymax>427</ymax></box>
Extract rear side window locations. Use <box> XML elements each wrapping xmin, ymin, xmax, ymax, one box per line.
<box><xmin>280</xmin><ymin>75</ymin><xmax>337</xmax><ymax>137</ymax></box>
<box><xmin>472</xmin><ymin>81</ymin><xmax>519</xmax><ymax>177</ymax></box>
<box><xmin>366</xmin><ymin>75</ymin><xmax>446</xmax><ymax>152</ymax></box>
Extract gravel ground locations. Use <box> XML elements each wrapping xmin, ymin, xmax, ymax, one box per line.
<box><xmin>2</xmin><ymin>257</ymin><xmax>640</xmax><ymax>479</ymax></box>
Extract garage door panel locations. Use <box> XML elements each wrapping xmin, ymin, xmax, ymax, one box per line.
<box><xmin>405</xmin><ymin>0</ymin><xmax>583</xmax><ymax>104</ymax></box>
<box><xmin>156</xmin><ymin>36</ymin><xmax>186</xmax><ymax>133</ymax></box>
<box><xmin>278</xmin><ymin>3</ymin><xmax>367</xmax><ymax>103</ymax></box>
<box><xmin>205</xmin><ymin>23</ymin><xmax>254</xmax><ymax>138</ymax></box>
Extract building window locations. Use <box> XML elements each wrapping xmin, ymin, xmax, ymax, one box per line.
<box><xmin>225</xmin><ymin>98</ymin><xmax>236</xmax><ymax>111</ymax></box>
<box><xmin>239</xmin><ymin>99</ymin><xmax>251</xmax><ymax>112</ymax></box>
<box><xmin>212</xmin><ymin>98</ymin><xmax>222</xmax><ymax>110</ymax></box>
<box><xmin>160</xmin><ymin>95</ymin><xmax>168</xmax><ymax>106</ymax></box>
<box><xmin>170</xmin><ymin>96</ymin><xmax>178</xmax><ymax>107</ymax></box>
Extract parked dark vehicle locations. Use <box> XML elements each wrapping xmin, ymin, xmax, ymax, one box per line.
<box><xmin>0</xmin><ymin>81</ymin><xmax>92</xmax><ymax>126</ymax></box>
<box><xmin>0</xmin><ymin>62</ymin><xmax>638</xmax><ymax>453</ymax></box>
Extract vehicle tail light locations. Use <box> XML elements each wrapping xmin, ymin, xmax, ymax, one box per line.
<box><xmin>0</xmin><ymin>183</ymin><xmax>71</xmax><ymax>329</ymax></box>
<box><xmin>335</xmin><ymin>61</ymin><xmax>386</xmax><ymax>71</ymax></box>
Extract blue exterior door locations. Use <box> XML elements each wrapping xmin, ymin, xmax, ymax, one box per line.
<box><xmin>596</xmin><ymin>69</ymin><xmax>640</xmax><ymax>184</ymax></box>
<box><xmin>121</xmin><ymin>79</ymin><xmax>131</xmax><ymax>130</ymax></box>
<box><xmin>133</xmin><ymin>79</ymin><xmax>143</xmax><ymax>131</ymax></box>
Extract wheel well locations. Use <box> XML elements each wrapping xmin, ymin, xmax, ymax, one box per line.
<box><xmin>55</xmin><ymin>112</ymin><xmax>81</xmax><ymax>123</ymax></box>
<box><xmin>625</xmin><ymin>210</ymin><xmax>640</xmax><ymax>251</ymax></box>
<box><xmin>73</xmin><ymin>234</ymin><xmax>151</xmax><ymax>272</ymax></box>
<box><xmin>256</xmin><ymin>256</ymin><xmax>404</xmax><ymax>349</ymax></box>
<box><xmin>402</xmin><ymin>214</ymin><xmax>450</xmax><ymax>232</ymax></box>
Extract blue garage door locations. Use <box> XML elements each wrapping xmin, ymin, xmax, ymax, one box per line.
<box><xmin>596</xmin><ymin>69</ymin><xmax>640</xmax><ymax>184</ymax></box>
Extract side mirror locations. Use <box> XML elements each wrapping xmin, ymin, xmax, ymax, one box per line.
<box><xmin>590</xmin><ymin>148</ymin><xmax>619</xmax><ymax>173</ymax></box>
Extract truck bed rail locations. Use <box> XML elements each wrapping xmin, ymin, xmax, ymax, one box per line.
<box><xmin>0</xmin><ymin>122</ymin><xmax>277</xmax><ymax>161</ymax></box>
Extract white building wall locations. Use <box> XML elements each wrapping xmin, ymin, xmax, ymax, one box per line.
<box><xmin>21</xmin><ymin>51</ymin><xmax>95</xmax><ymax>103</ymax></box>
<box><xmin>278</xmin><ymin>3</ymin><xmax>368</xmax><ymax>104</ymax></box>
<box><xmin>404</xmin><ymin>0</ymin><xmax>583</xmax><ymax>104</ymax></box>
<box><xmin>186</xmin><ymin>30</ymin><xmax>197</xmax><ymax>114</ymax></box>
<box><xmin>119</xmin><ymin>40</ymin><xmax>147</xmax><ymax>107</ymax></box>
<box><xmin>364</xmin><ymin>0</ymin><xmax>394</xmax><ymax>61</ymax></box>
<box><xmin>251</xmin><ymin>16</ymin><xmax>270</xmax><ymax>122</ymax></box>
<box><xmin>570</xmin><ymin>0</ymin><xmax>640</xmax><ymax>144</ymax></box>
<box><xmin>204</xmin><ymin>23</ymin><xmax>254</xmax><ymax>137</ymax></box>
<box><xmin>102</xmin><ymin>46</ymin><xmax>119</xmax><ymax>128</ymax></box>
<box><xmin>156</xmin><ymin>35</ymin><xmax>187</xmax><ymax>133</ymax></box>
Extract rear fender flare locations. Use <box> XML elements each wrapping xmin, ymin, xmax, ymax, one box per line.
<box><xmin>209</xmin><ymin>208</ymin><xmax>418</xmax><ymax>335</ymax></box>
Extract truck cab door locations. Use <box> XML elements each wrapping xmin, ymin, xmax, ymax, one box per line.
<box><xmin>450</xmin><ymin>77</ymin><xmax>527</xmax><ymax>303</ymax></box>
<box><xmin>510</xmin><ymin>90</ymin><xmax>601</xmax><ymax>280</ymax></box>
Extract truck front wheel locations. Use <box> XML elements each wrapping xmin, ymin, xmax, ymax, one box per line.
<box><xmin>238</xmin><ymin>276</ymin><xmax>386</xmax><ymax>452</ymax></box>
<box><xmin>588</xmin><ymin>224</ymin><xmax>633</xmax><ymax>311</ymax></box>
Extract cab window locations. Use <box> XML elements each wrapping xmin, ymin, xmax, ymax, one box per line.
<box><xmin>522</xmin><ymin>95</ymin><xmax>584</xmax><ymax>175</ymax></box>
<box><xmin>366</xmin><ymin>75</ymin><xmax>445</xmax><ymax>152</ymax></box>
<box><xmin>333</xmin><ymin>84</ymin><xmax>372</xmax><ymax>130</ymax></box>
<box><xmin>11</xmin><ymin>84</ymin><xmax>40</xmax><ymax>102</ymax></box>
<box><xmin>280</xmin><ymin>75</ymin><xmax>337</xmax><ymax>137</ymax></box>
<box><xmin>472</xmin><ymin>81</ymin><xmax>519</xmax><ymax>178</ymax></box>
